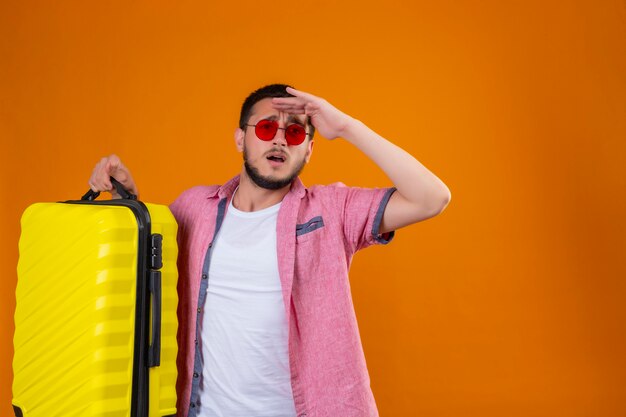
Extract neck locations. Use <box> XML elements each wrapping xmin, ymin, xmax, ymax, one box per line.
<box><xmin>233</xmin><ymin>168</ymin><xmax>291</xmax><ymax>212</ymax></box>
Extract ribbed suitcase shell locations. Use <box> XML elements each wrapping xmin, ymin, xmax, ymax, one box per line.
<box><xmin>13</xmin><ymin>200</ymin><xmax>178</xmax><ymax>417</ymax></box>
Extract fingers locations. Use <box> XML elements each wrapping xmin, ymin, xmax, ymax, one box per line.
<box><xmin>270</xmin><ymin>106</ymin><xmax>307</xmax><ymax>115</ymax></box>
<box><xmin>89</xmin><ymin>157</ymin><xmax>111</xmax><ymax>192</ymax></box>
<box><xmin>271</xmin><ymin>98</ymin><xmax>315</xmax><ymax>115</ymax></box>
<box><xmin>273</xmin><ymin>88</ymin><xmax>318</xmax><ymax>105</ymax></box>
<box><xmin>272</xmin><ymin>90</ymin><xmax>323</xmax><ymax>115</ymax></box>
<box><xmin>88</xmin><ymin>154</ymin><xmax>137</xmax><ymax>198</ymax></box>
<box><xmin>271</xmin><ymin>96</ymin><xmax>305</xmax><ymax>107</ymax></box>
<box><xmin>285</xmin><ymin>86</ymin><xmax>316</xmax><ymax>99</ymax></box>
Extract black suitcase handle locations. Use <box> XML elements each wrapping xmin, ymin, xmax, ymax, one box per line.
<box><xmin>82</xmin><ymin>177</ymin><xmax>137</xmax><ymax>201</ymax></box>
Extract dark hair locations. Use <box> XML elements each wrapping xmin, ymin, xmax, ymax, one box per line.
<box><xmin>239</xmin><ymin>83</ymin><xmax>315</xmax><ymax>140</ymax></box>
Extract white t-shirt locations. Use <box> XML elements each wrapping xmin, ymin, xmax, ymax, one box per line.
<box><xmin>196</xmin><ymin>194</ymin><xmax>296</xmax><ymax>417</ymax></box>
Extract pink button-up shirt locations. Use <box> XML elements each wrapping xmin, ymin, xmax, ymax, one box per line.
<box><xmin>169</xmin><ymin>175</ymin><xmax>396</xmax><ymax>417</ymax></box>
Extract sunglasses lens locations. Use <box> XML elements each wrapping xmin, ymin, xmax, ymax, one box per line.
<box><xmin>285</xmin><ymin>124</ymin><xmax>306</xmax><ymax>145</ymax></box>
<box><xmin>255</xmin><ymin>120</ymin><xmax>277</xmax><ymax>141</ymax></box>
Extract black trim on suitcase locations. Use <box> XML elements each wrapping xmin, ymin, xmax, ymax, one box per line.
<box><xmin>148</xmin><ymin>270</ymin><xmax>162</xmax><ymax>367</ymax></box>
<box><xmin>64</xmin><ymin>197</ymin><xmax>157</xmax><ymax>417</ymax></box>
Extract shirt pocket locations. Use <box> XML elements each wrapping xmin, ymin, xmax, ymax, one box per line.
<box><xmin>296</xmin><ymin>216</ymin><xmax>325</xmax><ymax>243</ymax></box>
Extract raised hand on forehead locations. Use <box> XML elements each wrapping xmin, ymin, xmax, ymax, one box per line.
<box><xmin>271</xmin><ymin>87</ymin><xmax>355</xmax><ymax>140</ymax></box>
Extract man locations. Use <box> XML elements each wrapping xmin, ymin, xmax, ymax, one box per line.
<box><xmin>89</xmin><ymin>84</ymin><xmax>451</xmax><ymax>417</ymax></box>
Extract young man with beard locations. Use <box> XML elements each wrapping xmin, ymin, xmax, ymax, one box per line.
<box><xmin>89</xmin><ymin>84</ymin><xmax>451</xmax><ymax>417</ymax></box>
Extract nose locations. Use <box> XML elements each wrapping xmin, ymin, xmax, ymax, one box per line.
<box><xmin>272</xmin><ymin>124</ymin><xmax>289</xmax><ymax>147</ymax></box>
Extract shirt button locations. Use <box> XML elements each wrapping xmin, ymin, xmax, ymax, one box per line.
<box><xmin>195</xmin><ymin>339</ymin><xmax>199</xmax><ymax>346</ymax></box>
<box><xmin>193</xmin><ymin>372</ymin><xmax>199</xmax><ymax>378</ymax></box>
<box><xmin>202</xmin><ymin>274</ymin><xmax>207</xmax><ymax>279</ymax></box>
<box><xmin>209</xmin><ymin>243</ymin><xmax>213</xmax><ymax>248</ymax></box>
<box><xmin>190</xmin><ymin>403</ymin><xmax>195</xmax><ymax>408</ymax></box>
<box><xmin>197</xmin><ymin>307</ymin><xmax>201</xmax><ymax>313</ymax></box>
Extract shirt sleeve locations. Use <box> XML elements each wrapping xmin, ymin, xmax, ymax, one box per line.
<box><xmin>168</xmin><ymin>186</ymin><xmax>202</xmax><ymax>229</ymax></box>
<box><xmin>338</xmin><ymin>185</ymin><xmax>397</xmax><ymax>253</ymax></box>
<box><xmin>168</xmin><ymin>194</ymin><xmax>184</xmax><ymax>225</ymax></box>
<box><xmin>168</xmin><ymin>188</ymin><xmax>196</xmax><ymax>252</ymax></box>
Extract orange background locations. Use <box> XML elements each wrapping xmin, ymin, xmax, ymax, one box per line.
<box><xmin>1</xmin><ymin>1</ymin><xmax>625</xmax><ymax>416</ymax></box>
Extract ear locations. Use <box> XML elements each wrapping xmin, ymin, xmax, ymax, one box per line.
<box><xmin>304</xmin><ymin>139</ymin><xmax>314</xmax><ymax>163</ymax></box>
<box><xmin>234</xmin><ymin>127</ymin><xmax>245</xmax><ymax>152</ymax></box>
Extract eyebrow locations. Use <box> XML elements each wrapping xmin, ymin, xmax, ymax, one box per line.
<box><xmin>262</xmin><ymin>114</ymin><xmax>306</xmax><ymax>126</ymax></box>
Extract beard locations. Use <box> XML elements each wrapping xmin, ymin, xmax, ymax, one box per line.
<box><xmin>243</xmin><ymin>145</ymin><xmax>306</xmax><ymax>190</ymax></box>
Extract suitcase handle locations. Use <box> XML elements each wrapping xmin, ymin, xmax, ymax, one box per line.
<box><xmin>81</xmin><ymin>177</ymin><xmax>137</xmax><ymax>201</ymax></box>
<box><xmin>148</xmin><ymin>270</ymin><xmax>162</xmax><ymax>367</ymax></box>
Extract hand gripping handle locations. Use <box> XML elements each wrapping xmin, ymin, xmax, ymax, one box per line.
<box><xmin>82</xmin><ymin>176</ymin><xmax>137</xmax><ymax>201</ymax></box>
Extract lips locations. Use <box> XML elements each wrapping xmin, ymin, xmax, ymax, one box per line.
<box><xmin>266</xmin><ymin>151</ymin><xmax>287</xmax><ymax>163</ymax></box>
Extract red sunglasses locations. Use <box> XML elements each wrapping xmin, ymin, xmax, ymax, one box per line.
<box><xmin>246</xmin><ymin>119</ymin><xmax>310</xmax><ymax>146</ymax></box>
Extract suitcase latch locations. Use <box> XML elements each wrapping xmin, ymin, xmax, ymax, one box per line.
<box><xmin>149</xmin><ymin>234</ymin><xmax>163</xmax><ymax>270</ymax></box>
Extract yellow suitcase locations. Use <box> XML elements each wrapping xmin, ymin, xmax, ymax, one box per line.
<box><xmin>13</xmin><ymin>179</ymin><xmax>178</xmax><ymax>417</ymax></box>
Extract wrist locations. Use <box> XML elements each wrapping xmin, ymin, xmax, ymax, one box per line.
<box><xmin>340</xmin><ymin>117</ymin><xmax>363</xmax><ymax>140</ymax></box>
<box><xmin>341</xmin><ymin>117</ymin><xmax>371</xmax><ymax>144</ymax></box>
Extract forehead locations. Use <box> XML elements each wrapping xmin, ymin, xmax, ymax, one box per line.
<box><xmin>249</xmin><ymin>98</ymin><xmax>307</xmax><ymax>124</ymax></box>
